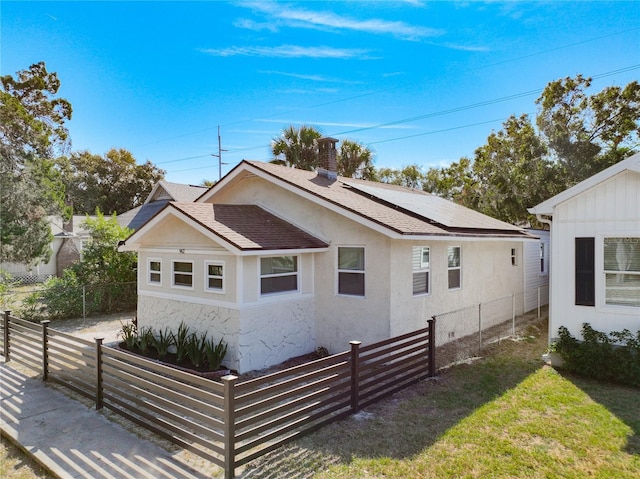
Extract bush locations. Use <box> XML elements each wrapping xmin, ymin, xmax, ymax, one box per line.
<box><xmin>554</xmin><ymin>323</ymin><xmax>640</xmax><ymax>387</ymax></box>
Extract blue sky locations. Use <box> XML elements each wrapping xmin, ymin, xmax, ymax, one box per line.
<box><xmin>3</xmin><ymin>1</ymin><xmax>639</xmax><ymax>184</ymax></box>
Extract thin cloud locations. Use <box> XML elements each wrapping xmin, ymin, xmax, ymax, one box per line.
<box><xmin>239</xmin><ymin>2</ymin><xmax>443</xmax><ymax>41</ymax></box>
<box><xmin>256</xmin><ymin>119</ymin><xmax>417</xmax><ymax>130</ymax></box>
<box><xmin>199</xmin><ymin>45</ymin><xmax>369</xmax><ymax>59</ymax></box>
<box><xmin>259</xmin><ymin>70</ymin><xmax>363</xmax><ymax>84</ymax></box>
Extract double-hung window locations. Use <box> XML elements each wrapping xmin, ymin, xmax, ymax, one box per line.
<box><xmin>261</xmin><ymin>256</ymin><xmax>298</xmax><ymax>294</ymax></box>
<box><xmin>603</xmin><ymin>237</ymin><xmax>640</xmax><ymax>307</ymax></box>
<box><xmin>540</xmin><ymin>243</ymin><xmax>546</xmax><ymax>274</ymax></box>
<box><xmin>148</xmin><ymin>258</ymin><xmax>161</xmax><ymax>285</ymax></box>
<box><xmin>172</xmin><ymin>261</ymin><xmax>193</xmax><ymax>289</ymax></box>
<box><xmin>338</xmin><ymin>247</ymin><xmax>365</xmax><ymax>296</ymax></box>
<box><xmin>412</xmin><ymin>247</ymin><xmax>430</xmax><ymax>295</ymax></box>
<box><xmin>448</xmin><ymin>246</ymin><xmax>461</xmax><ymax>290</ymax></box>
<box><xmin>205</xmin><ymin>261</ymin><xmax>224</xmax><ymax>292</ymax></box>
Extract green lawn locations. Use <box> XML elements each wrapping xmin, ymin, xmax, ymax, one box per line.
<box><xmin>242</xmin><ymin>319</ymin><xmax>640</xmax><ymax>478</ymax></box>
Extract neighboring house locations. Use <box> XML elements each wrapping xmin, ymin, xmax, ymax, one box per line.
<box><xmin>117</xmin><ymin>180</ymin><xmax>209</xmax><ymax>231</ymax></box>
<box><xmin>1</xmin><ymin>215</ymin><xmax>95</xmax><ymax>283</ymax></box>
<box><xmin>119</xmin><ymin>138</ymin><xmax>540</xmax><ymax>373</ymax></box>
<box><xmin>529</xmin><ymin>152</ymin><xmax>640</xmax><ymax>342</ymax></box>
<box><xmin>524</xmin><ymin>229</ymin><xmax>550</xmax><ymax>313</ymax></box>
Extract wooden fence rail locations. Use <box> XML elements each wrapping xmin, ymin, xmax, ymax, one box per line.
<box><xmin>1</xmin><ymin>310</ymin><xmax>436</xmax><ymax>478</ymax></box>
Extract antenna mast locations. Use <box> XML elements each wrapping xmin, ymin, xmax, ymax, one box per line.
<box><xmin>211</xmin><ymin>125</ymin><xmax>227</xmax><ymax>180</ymax></box>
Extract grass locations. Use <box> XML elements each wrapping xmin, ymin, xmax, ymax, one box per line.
<box><xmin>0</xmin><ymin>436</ymin><xmax>52</xmax><ymax>479</ymax></box>
<box><xmin>241</xmin><ymin>319</ymin><xmax>640</xmax><ymax>478</ymax></box>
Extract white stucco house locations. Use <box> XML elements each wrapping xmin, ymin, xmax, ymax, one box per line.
<box><xmin>529</xmin><ymin>152</ymin><xmax>640</xmax><ymax>343</ymax></box>
<box><xmin>119</xmin><ymin>138</ymin><xmax>540</xmax><ymax>373</ymax></box>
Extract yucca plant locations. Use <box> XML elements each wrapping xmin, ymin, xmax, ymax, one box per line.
<box><xmin>153</xmin><ymin>328</ymin><xmax>172</xmax><ymax>360</ymax></box>
<box><xmin>185</xmin><ymin>333</ymin><xmax>207</xmax><ymax>368</ymax></box>
<box><xmin>119</xmin><ymin>321</ymin><xmax>138</xmax><ymax>350</ymax></box>
<box><xmin>204</xmin><ymin>337</ymin><xmax>228</xmax><ymax>370</ymax></box>
<box><xmin>171</xmin><ymin>322</ymin><xmax>191</xmax><ymax>364</ymax></box>
<box><xmin>137</xmin><ymin>326</ymin><xmax>155</xmax><ymax>355</ymax></box>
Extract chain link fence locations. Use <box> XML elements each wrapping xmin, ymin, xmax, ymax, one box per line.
<box><xmin>433</xmin><ymin>285</ymin><xmax>549</xmax><ymax>370</ymax></box>
<box><xmin>0</xmin><ymin>281</ymin><xmax>137</xmax><ymax>321</ymax></box>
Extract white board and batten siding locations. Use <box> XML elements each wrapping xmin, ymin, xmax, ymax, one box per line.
<box><xmin>549</xmin><ymin>168</ymin><xmax>640</xmax><ymax>339</ymax></box>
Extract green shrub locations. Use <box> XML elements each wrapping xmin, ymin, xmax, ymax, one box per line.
<box><xmin>119</xmin><ymin>321</ymin><xmax>138</xmax><ymax>350</ymax></box>
<box><xmin>554</xmin><ymin>323</ymin><xmax>640</xmax><ymax>387</ymax></box>
<box><xmin>204</xmin><ymin>337</ymin><xmax>228</xmax><ymax>370</ymax></box>
<box><xmin>185</xmin><ymin>333</ymin><xmax>207</xmax><ymax>368</ymax></box>
<box><xmin>171</xmin><ymin>322</ymin><xmax>191</xmax><ymax>364</ymax></box>
<box><xmin>153</xmin><ymin>328</ymin><xmax>172</xmax><ymax>360</ymax></box>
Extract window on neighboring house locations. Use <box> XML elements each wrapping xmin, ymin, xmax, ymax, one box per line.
<box><xmin>540</xmin><ymin>243</ymin><xmax>546</xmax><ymax>274</ymax></box>
<box><xmin>413</xmin><ymin>246</ymin><xmax>430</xmax><ymax>296</ymax></box>
<box><xmin>511</xmin><ymin>248</ymin><xmax>517</xmax><ymax>266</ymax></box>
<box><xmin>261</xmin><ymin>256</ymin><xmax>298</xmax><ymax>294</ymax></box>
<box><xmin>172</xmin><ymin>261</ymin><xmax>193</xmax><ymax>288</ymax></box>
<box><xmin>205</xmin><ymin>261</ymin><xmax>224</xmax><ymax>292</ymax></box>
<box><xmin>448</xmin><ymin>246</ymin><xmax>461</xmax><ymax>290</ymax></box>
<box><xmin>604</xmin><ymin>237</ymin><xmax>640</xmax><ymax>307</ymax></box>
<box><xmin>148</xmin><ymin>259</ymin><xmax>161</xmax><ymax>285</ymax></box>
<box><xmin>575</xmin><ymin>237</ymin><xmax>595</xmax><ymax>306</ymax></box>
<box><xmin>338</xmin><ymin>247</ymin><xmax>365</xmax><ymax>296</ymax></box>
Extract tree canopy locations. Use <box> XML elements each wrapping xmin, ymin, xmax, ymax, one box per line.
<box><xmin>57</xmin><ymin>148</ymin><xmax>165</xmax><ymax>215</ymax></box>
<box><xmin>1</xmin><ymin>61</ymin><xmax>72</xmax><ymax>265</ymax></box>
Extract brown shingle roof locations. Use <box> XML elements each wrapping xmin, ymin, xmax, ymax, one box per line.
<box><xmin>244</xmin><ymin>161</ymin><xmax>530</xmax><ymax>238</ymax></box>
<box><xmin>170</xmin><ymin>203</ymin><xmax>329</xmax><ymax>251</ymax></box>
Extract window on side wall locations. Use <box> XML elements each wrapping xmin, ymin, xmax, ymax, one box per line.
<box><xmin>448</xmin><ymin>246</ymin><xmax>461</xmax><ymax>290</ymax></box>
<box><xmin>413</xmin><ymin>246</ymin><xmax>429</xmax><ymax>296</ymax></box>
<box><xmin>511</xmin><ymin>248</ymin><xmax>518</xmax><ymax>266</ymax></box>
<box><xmin>148</xmin><ymin>258</ymin><xmax>161</xmax><ymax>285</ymax></box>
<box><xmin>172</xmin><ymin>261</ymin><xmax>193</xmax><ymax>289</ymax></box>
<box><xmin>540</xmin><ymin>242</ymin><xmax>546</xmax><ymax>274</ymax></box>
<box><xmin>260</xmin><ymin>256</ymin><xmax>298</xmax><ymax>295</ymax></box>
<box><xmin>603</xmin><ymin>237</ymin><xmax>640</xmax><ymax>307</ymax></box>
<box><xmin>205</xmin><ymin>261</ymin><xmax>224</xmax><ymax>293</ymax></box>
<box><xmin>338</xmin><ymin>247</ymin><xmax>365</xmax><ymax>296</ymax></box>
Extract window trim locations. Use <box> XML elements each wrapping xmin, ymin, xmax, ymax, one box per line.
<box><xmin>413</xmin><ymin>246</ymin><xmax>430</xmax><ymax>297</ymax></box>
<box><xmin>147</xmin><ymin>258</ymin><xmax>162</xmax><ymax>286</ymax></box>
<box><xmin>448</xmin><ymin>246</ymin><xmax>462</xmax><ymax>291</ymax></box>
<box><xmin>337</xmin><ymin>246</ymin><xmax>366</xmax><ymax>297</ymax></box>
<box><xmin>204</xmin><ymin>260</ymin><xmax>225</xmax><ymax>294</ymax></box>
<box><xmin>260</xmin><ymin>255</ymin><xmax>299</xmax><ymax>296</ymax></box>
<box><xmin>172</xmin><ymin>260</ymin><xmax>194</xmax><ymax>290</ymax></box>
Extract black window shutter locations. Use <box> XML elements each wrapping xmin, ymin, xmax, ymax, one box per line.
<box><xmin>575</xmin><ymin>237</ymin><xmax>595</xmax><ymax>306</ymax></box>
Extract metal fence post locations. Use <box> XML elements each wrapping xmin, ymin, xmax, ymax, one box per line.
<box><xmin>478</xmin><ymin>303</ymin><xmax>482</xmax><ymax>354</ymax></box>
<box><xmin>512</xmin><ymin>293</ymin><xmax>516</xmax><ymax>336</ymax></box>
<box><xmin>350</xmin><ymin>341</ymin><xmax>361</xmax><ymax>413</ymax></box>
<box><xmin>3</xmin><ymin>311</ymin><xmax>10</xmax><ymax>361</ymax></box>
<box><xmin>95</xmin><ymin>337</ymin><xmax>104</xmax><ymax>410</ymax></box>
<box><xmin>223</xmin><ymin>374</ymin><xmax>238</xmax><ymax>479</ymax></box>
<box><xmin>428</xmin><ymin>316</ymin><xmax>436</xmax><ymax>377</ymax></box>
<box><xmin>41</xmin><ymin>320</ymin><xmax>51</xmax><ymax>380</ymax></box>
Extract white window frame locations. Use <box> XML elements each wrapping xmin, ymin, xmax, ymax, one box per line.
<box><xmin>540</xmin><ymin>242</ymin><xmax>547</xmax><ymax>275</ymax></box>
<box><xmin>204</xmin><ymin>261</ymin><xmax>224</xmax><ymax>293</ymax></box>
<box><xmin>413</xmin><ymin>246</ymin><xmax>430</xmax><ymax>296</ymax></box>
<box><xmin>337</xmin><ymin>246</ymin><xmax>365</xmax><ymax>297</ymax></box>
<box><xmin>260</xmin><ymin>255</ymin><xmax>299</xmax><ymax>296</ymax></box>
<box><xmin>448</xmin><ymin>246</ymin><xmax>462</xmax><ymax>291</ymax></box>
<box><xmin>172</xmin><ymin>260</ymin><xmax>194</xmax><ymax>290</ymax></box>
<box><xmin>147</xmin><ymin>258</ymin><xmax>162</xmax><ymax>286</ymax></box>
<box><xmin>602</xmin><ymin>236</ymin><xmax>640</xmax><ymax>308</ymax></box>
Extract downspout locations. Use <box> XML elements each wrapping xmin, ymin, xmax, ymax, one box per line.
<box><xmin>535</xmin><ymin>214</ymin><xmax>552</xmax><ymax>228</ymax></box>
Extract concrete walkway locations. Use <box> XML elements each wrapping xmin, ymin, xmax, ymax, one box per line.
<box><xmin>0</xmin><ymin>360</ymin><xmax>216</xmax><ymax>479</ymax></box>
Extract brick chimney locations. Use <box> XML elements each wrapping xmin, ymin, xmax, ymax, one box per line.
<box><xmin>317</xmin><ymin>137</ymin><xmax>338</xmax><ymax>181</ymax></box>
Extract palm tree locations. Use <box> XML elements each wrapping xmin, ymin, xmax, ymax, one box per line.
<box><xmin>338</xmin><ymin>139</ymin><xmax>376</xmax><ymax>180</ymax></box>
<box><xmin>271</xmin><ymin>125</ymin><xmax>322</xmax><ymax>171</ymax></box>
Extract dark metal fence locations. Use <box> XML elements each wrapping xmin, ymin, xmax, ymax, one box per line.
<box><xmin>0</xmin><ymin>311</ymin><xmax>435</xmax><ymax>479</ymax></box>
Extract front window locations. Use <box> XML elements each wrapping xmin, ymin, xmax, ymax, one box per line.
<box><xmin>172</xmin><ymin>261</ymin><xmax>193</xmax><ymax>288</ymax></box>
<box><xmin>148</xmin><ymin>259</ymin><xmax>161</xmax><ymax>285</ymax></box>
<box><xmin>205</xmin><ymin>261</ymin><xmax>224</xmax><ymax>292</ymax></box>
<box><xmin>261</xmin><ymin>256</ymin><xmax>298</xmax><ymax>294</ymax></box>
<box><xmin>448</xmin><ymin>246</ymin><xmax>461</xmax><ymax>290</ymax></box>
<box><xmin>413</xmin><ymin>247</ymin><xmax>429</xmax><ymax>296</ymax></box>
<box><xmin>338</xmin><ymin>247</ymin><xmax>365</xmax><ymax>296</ymax></box>
<box><xmin>604</xmin><ymin>237</ymin><xmax>640</xmax><ymax>307</ymax></box>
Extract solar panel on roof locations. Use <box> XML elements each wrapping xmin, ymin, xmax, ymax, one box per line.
<box><xmin>342</xmin><ymin>181</ymin><xmax>523</xmax><ymax>231</ymax></box>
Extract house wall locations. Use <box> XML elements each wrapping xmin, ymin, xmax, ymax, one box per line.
<box><xmin>210</xmin><ymin>175</ymin><xmax>392</xmax><ymax>353</ymax></box>
<box><xmin>389</xmin><ymin>239</ymin><xmax>527</xmax><ymax>339</ymax></box>
<box><xmin>523</xmin><ymin>230</ymin><xmax>550</xmax><ymax>313</ymax></box>
<box><xmin>549</xmin><ymin>170</ymin><xmax>640</xmax><ymax>340</ymax></box>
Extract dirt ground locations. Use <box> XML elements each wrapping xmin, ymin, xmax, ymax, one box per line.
<box><xmin>47</xmin><ymin>311</ymin><xmax>136</xmax><ymax>344</ymax></box>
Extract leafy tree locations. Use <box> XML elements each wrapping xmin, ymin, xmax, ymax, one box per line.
<box><xmin>57</xmin><ymin>148</ymin><xmax>165</xmax><ymax>215</ymax></box>
<box><xmin>337</xmin><ymin>139</ymin><xmax>376</xmax><ymax>180</ymax></box>
<box><xmin>423</xmin><ymin>157</ymin><xmax>474</xmax><ymax>202</ymax></box>
<box><xmin>377</xmin><ymin>164</ymin><xmax>426</xmax><ymax>188</ymax></box>
<box><xmin>466</xmin><ymin>114</ymin><xmax>555</xmax><ymax>224</ymax></box>
<box><xmin>271</xmin><ymin>125</ymin><xmax>322</xmax><ymax>170</ymax></box>
<box><xmin>536</xmin><ymin>75</ymin><xmax>640</xmax><ymax>186</ymax></box>
<box><xmin>0</xmin><ymin>62</ymin><xmax>72</xmax><ymax>265</ymax></box>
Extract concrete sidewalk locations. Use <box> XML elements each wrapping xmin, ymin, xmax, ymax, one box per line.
<box><xmin>0</xmin><ymin>360</ymin><xmax>217</xmax><ymax>479</ymax></box>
